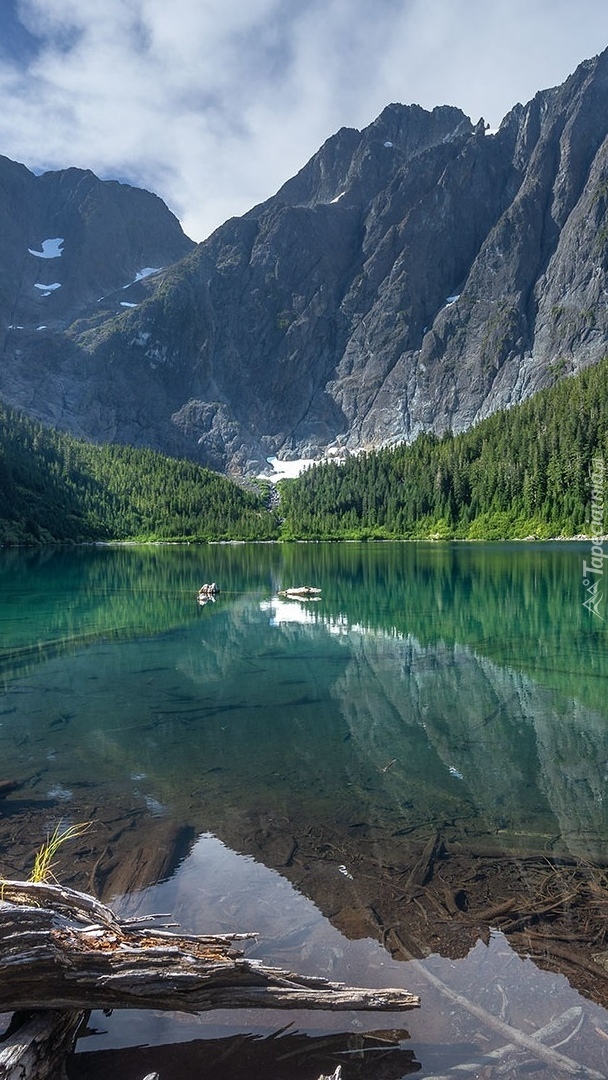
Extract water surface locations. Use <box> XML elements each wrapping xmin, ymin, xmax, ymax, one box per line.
<box><xmin>1</xmin><ymin>542</ymin><xmax>607</xmax><ymax>1079</ymax></box>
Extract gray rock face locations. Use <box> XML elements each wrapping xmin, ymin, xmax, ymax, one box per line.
<box><xmin>0</xmin><ymin>160</ymin><xmax>194</xmax><ymax>437</ymax></box>
<box><xmin>2</xmin><ymin>51</ymin><xmax>608</xmax><ymax>472</ymax></box>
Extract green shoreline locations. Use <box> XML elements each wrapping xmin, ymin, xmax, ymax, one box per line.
<box><xmin>2</xmin><ymin>533</ymin><xmax>606</xmax><ymax>549</ymax></box>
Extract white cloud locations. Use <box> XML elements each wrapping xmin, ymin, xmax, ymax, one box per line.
<box><xmin>1</xmin><ymin>0</ymin><xmax>608</xmax><ymax>240</ymax></box>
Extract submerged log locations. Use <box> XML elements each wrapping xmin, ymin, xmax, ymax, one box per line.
<box><xmin>387</xmin><ymin>927</ymin><xmax>603</xmax><ymax>1079</ymax></box>
<box><xmin>0</xmin><ymin>780</ymin><xmax>22</xmax><ymax>801</ymax></box>
<box><xmin>0</xmin><ymin>879</ymin><xmax>420</xmax><ymax>1016</ymax></box>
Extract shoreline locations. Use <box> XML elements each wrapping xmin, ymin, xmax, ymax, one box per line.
<box><xmin>90</xmin><ymin>534</ymin><xmax>608</xmax><ymax>545</ymax></box>
<box><xmin>2</xmin><ymin>534</ymin><xmax>605</xmax><ymax>551</ymax></box>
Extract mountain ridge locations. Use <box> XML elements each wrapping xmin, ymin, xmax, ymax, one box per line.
<box><xmin>1</xmin><ymin>49</ymin><xmax>608</xmax><ymax>473</ymax></box>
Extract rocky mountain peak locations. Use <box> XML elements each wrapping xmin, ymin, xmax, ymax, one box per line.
<box><xmin>1</xmin><ymin>53</ymin><xmax>608</xmax><ymax>474</ymax></box>
<box><xmin>0</xmin><ymin>160</ymin><xmax>194</xmax><ymax>336</ymax></box>
<box><xmin>274</xmin><ymin>101</ymin><xmax>474</xmax><ymax>213</ymax></box>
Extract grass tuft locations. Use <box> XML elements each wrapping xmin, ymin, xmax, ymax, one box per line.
<box><xmin>29</xmin><ymin>822</ymin><xmax>91</xmax><ymax>884</ymax></box>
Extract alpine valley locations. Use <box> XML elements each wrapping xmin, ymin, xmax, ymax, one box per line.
<box><xmin>2</xmin><ymin>49</ymin><xmax>608</xmax><ymax>477</ymax></box>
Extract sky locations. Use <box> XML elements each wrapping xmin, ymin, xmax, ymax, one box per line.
<box><xmin>0</xmin><ymin>1</ymin><xmax>608</xmax><ymax>242</ymax></box>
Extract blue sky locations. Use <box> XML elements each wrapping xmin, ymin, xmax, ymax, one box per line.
<box><xmin>1</xmin><ymin>0</ymin><xmax>608</xmax><ymax>241</ymax></box>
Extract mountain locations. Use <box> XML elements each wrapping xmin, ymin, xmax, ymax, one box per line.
<box><xmin>1</xmin><ymin>50</ymin><xmax>608</xmax><ymax>473</ymax></box>
<box><xmin>0</xmin><ymin>159</ymin><xmax>194</xmax><ymax>435</ymax></box>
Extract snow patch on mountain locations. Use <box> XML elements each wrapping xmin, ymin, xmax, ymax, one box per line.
<box><xmin>124</xmin><ymin>267</ymin><xmax>163</xmax><ymax>289</ymax></box>
<box><xmin>136</xmin><ymin>266</ymin><xmax>162</xmax><ymax>280</ymax></box>
<box><xmin>34</xmin><ymin>282</ymin><xmax>62</xmax><ymax>295</ymax></box>
<box><xmin>259</xmin><ymin>456</ymin><xmax>315</xmax><ymax>482</ymax></box>
<box><xmin>28</xmin><ymin>238</ymin><xmax>64</xmax><ymax>259</ymax></box>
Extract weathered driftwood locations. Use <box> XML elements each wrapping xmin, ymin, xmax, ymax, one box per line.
<box><xmin>0</xmin><ymin>879</ymin><xmax>419</xmax><ymax>1079</ymax></box>
<box><xmin>0</xmin><ymin>1010</ymin><xmax>82</xmax><ymax>1080</ymax></box>
<box><xmin>0</xmin><ymin>879</ymin><xmax>420</xmax><ymax>1016</ymax></box>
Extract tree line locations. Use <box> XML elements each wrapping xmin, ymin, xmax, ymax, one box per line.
<box><xmin>279</xmin><ymin>358</ymin><xmax>608</xmax><ymax>539</ymax></box>
<box><xmin>1</xmin><ymin>355</ymin><xmax>606</xmax><ymax>545</ymax></box>
<box><xmin>0</xmin><ymin>405</ymin><xmax>279</xmax><ymax>544</ymax></box>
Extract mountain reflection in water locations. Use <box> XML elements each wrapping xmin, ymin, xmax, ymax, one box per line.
<box><xmin>1</xmin><ymin>541</ymin><xmax>608</xmax><ymax>1078</ymax></box>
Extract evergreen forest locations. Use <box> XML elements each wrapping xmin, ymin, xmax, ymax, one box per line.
<box><xmin>1</xmin><ymin>356</ymin><xmax>607</xmax><ymax>545</ymax></box>
<box><xmin>280</xmin><ymin>358</ymin><xmax>608</xmax><ymax>540</ymax></box>
<box><xmin>0</xmin><ymin>404</ymin><xmax>278</xmax><ymax>545</ymax></box>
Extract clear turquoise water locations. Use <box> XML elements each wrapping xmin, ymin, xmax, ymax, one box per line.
<box><xmin>1</xmin><ymin>541</ymin><xmax>607</xmax><ymax>1078</ymax></box>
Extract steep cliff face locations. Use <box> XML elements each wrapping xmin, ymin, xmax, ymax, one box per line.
<box><xmin>0</xmin><ymin>160</ymin><xmax>194</xmax><ymax>437</ymax></box>
<box><xmin>1</xmin><ymin>51</ymin><xmax>608</xmax><ymax>472</ymax></box>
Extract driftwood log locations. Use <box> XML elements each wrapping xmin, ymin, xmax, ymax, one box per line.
<box><xmin>0</xmin><ymin>1011</ymin><xmax>83</xmax><ymax>1080</ymax></box>
<box><xmin>0</xmin><ymin>879</ymin><xmax>419</xmax><ymax>1079</ymax></box>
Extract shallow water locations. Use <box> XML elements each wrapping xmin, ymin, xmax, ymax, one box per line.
<box><xmin>1</xmin><ymin>541</ymin><xmax>608</xmax><ymax>1078</ymax></box>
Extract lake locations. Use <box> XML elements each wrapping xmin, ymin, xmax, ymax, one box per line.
<box><xmin>1</xmin><ymin>541</ymin><xmax>608</xmax><ymax>1079</ymax></box>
